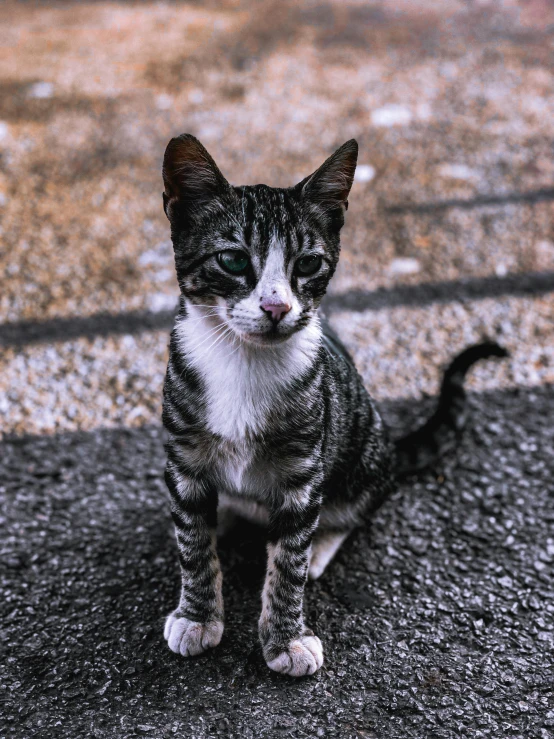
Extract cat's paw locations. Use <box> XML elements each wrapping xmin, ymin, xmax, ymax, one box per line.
<box><xmin>164</xmin><ymin>612</ymin><xmax>223</xmax><ymax>657</ymax></box>
<box><xmin>266</xmin><ymin>635</ymin><xmax>324</xmax><ymax>677</ymax></box>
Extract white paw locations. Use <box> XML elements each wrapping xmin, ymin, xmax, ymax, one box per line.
<box><xmin>164</xmin><ymin>612</ymin><xmax>223</xmax><ymax>657</ymax></box>
<box><xmin>266</xmin><ymin>635</ymin><xmax>324</xmax><ymax>676</ymax></box>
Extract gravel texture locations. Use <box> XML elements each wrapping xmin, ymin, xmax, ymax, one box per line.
<box><xmin>1</xmin><ymin>0</ymin><xmax>554</xmax><ymax>437</ymax></box>
<box><xmin>1</xmin><ymin>292</ymin><xmax>552</xmax><ymax>437</ymax></box>
<box><xmin>1</xmin><ymin>386</ymin><xmax>553</xmax><ymax>738</ymax></box>
<box><xmin>1</xmin><ymin>0</ymin><xmax>554</xmax><ymax>323</ymax></box>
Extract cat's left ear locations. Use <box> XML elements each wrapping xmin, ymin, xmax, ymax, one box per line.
<box><xmin>297</xmin><ymin>139</ymin><xmax>358</xmax><ymax>212</ymax></box>
<box><xmin>162</xmin><ymin>134</ymin><xmax>234</xmax><ymax>220</ymax></box>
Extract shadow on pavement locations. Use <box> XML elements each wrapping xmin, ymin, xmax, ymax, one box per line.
<box><xmin>1</xmin><ymin>386</ymin><xmax>553</xmax><ymax>738</ymax></box>
<box><xmin>1</xmin><ymin>270</ymin><xmax>553</xmax><ymax>348</ymax></box>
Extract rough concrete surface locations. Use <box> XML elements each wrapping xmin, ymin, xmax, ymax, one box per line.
<box><xmin>2</xmin><ymin>388</ymin><xmax>553</xmax><ymax>739</ymax></box>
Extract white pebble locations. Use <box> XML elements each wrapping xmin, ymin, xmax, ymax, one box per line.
<box><xmin>371</xmin><ymin>104</ymin><xmax>412</xmax><ymax>127</ymax></box>
<box><xmin>437</xmin><ymin>163</ymin><xmax>479</xmax><ymax>181</ymax></box>
<box><xmin>121</xmin><ymin>335</ymin><xmax>137</xmax><ymax>350</ymax></box>
<box><xmin>389</xmin><ymin>257</ymin><xmax>421</xmax><ymax>275</ymax></box>
<box><xmin>439</xmin><ymin>62</ymin><xmax>458</xmax><ymax>80</ymax></box>
<box><xmin>0</xmin><ymin>121</ymin><xmax>9</xmax><ymax>142</ymax></box>
<box><xmin>27</xmin><ymin>81</ymin><xmax>54</xmax><ymax>99</ymax></box>
<box><xmin>199</xmin><ymin>124</ymin><xmax>221</xmax><ymax>140</ymax></box>
<box><xmin>536</xmin><ymin>240</ymin><xmax>554</xmax><ymax>256</ymax></box>
<box><xmin>139</xmin><ymin>240</ymin><xmax>173</xmax><ymax>267</ymax></box>
<box><xmin>495</xmin><ymin>263</ymin><xmax>508</xmax><ymax>277</ymax></box>
<box><xmin>148</xmin><ymin>292</ymin><xmax>177</xmax><ymax>312</ymax></box>
<box><xmin>153</xmin><ymin>269</ymin><xmax>174</xmax><ymax>282</ymax></box>
<box><xmin>354</xmin><ymin>165</ymin><xmax>376</xmax><ymax>183</ymax></box>
<box><xmin>156</xmin><ymin>94</ymin><xmax>173</xmax><ymax>110</ymax></box>
<box><xmin>189</xmin><ymin>89</ymin><xmax>204</xmax><ymax>104</ymax></box>
<box><xmin>416</xmin><ymin>102</ymin><xmax>432</xmax><ymax>121</ymax></box>
<box><xmin>139</xmin><ymin>249</ymin><xmax>166</xmax><ymax>267</ymax></box>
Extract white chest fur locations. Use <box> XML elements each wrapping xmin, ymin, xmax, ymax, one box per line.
<box><xmin>176</xmin><ymin>309</ymin><xmax>320</xmax><ymax>442</ymax></box>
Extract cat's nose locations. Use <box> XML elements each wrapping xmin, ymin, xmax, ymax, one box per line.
<box><xmin>260</xmin><ymin>301</ymin><xmax>291</xmax><ymax>323</ymax></box>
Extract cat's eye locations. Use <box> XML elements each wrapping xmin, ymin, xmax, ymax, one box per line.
<box><xmin>295</xmin><ymin>255</ymin><xmax>322</xmax><ymax>276</ymax></box>
<box><xmin>217</xmin><ymin>250</ymin><xmax>249</xmax><ymax>275</ymax></box>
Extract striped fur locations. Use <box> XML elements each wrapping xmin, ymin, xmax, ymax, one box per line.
<box><xmin>160</xmin><ymin>135</ymin><xmax>506</xmax><ymax>676</ymax></box>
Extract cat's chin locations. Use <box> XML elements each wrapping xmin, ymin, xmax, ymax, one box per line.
<box><xmin>240</xmin><ymin>331</ymin><xmax>294</xmax><ymax>348</ymax></box>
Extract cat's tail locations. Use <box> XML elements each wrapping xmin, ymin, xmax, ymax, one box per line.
<box><xmin>394</xmin><ymin>341</ymin><xmax>509</xmax><ymax>477</ymax></box>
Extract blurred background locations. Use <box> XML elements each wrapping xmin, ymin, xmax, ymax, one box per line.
<box><xmin>0</xmin><ymin>0</ymin><xmax>553</xmax><ymax>435</ymax></box>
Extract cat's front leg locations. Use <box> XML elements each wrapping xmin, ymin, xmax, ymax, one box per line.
<box><xmin>259</xmin><ymin>485</ymin><xmax>323</xmax><ymax>677</ymax></box>
<box><xmin>163</xmin><ymin>446</ymin><xmax>223</xmax><ymax>658</ymax></box>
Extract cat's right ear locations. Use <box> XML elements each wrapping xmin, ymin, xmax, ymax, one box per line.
<box><xmin>297</xmin><ymin>139</ymin><xmax>358</xmax><ymax>213</ymax></box>
<box><xmin>162</xmin><ymin>134</ymin><xmax>233</xmax><ymax>220</ymax></box>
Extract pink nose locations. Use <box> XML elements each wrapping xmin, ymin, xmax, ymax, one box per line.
<box><xmin>260</xmin><ymin>301</ymin><xmax>291</xmax><ymax>323</ymax></box>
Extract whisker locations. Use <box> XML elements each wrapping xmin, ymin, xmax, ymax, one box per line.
<box><xmin>200</xmin><ymin>326</ymin><xmax>234</xmax><ymax>355</ymax></box>
<box><xmin>186</xmin><ymin>323</ymin><xmax>228</xmax><ymax>352</ymax></box>
<box><xmin>220</xmin><ymin>333</ymin><xmax>244</xmax><ymax>362</ymax></box>
<box><xmin>177</xmin><ymin>323</ymin><xmax>227</xmax><ymax>381</ymax></box>
<box><xmin>184</xmin><ymin>309</ymin><xmax>223</xmax><ymax>317</ymax></box>
<box><xmin>182</xmin><ymin>322</ymin><xmax>226</xmax><ymax>352</ymax></box>
<box><xmin>184</xmin><ymin>312</ymin><xmax>223</xmax><ymax>326</ymax></box>
<box><xmin>185</xmin><ymin>304</ymin><xmax>223</xmax><ymax>309</ymax></box>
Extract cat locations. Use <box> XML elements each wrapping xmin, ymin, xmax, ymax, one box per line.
<box><xmin>160</xmin><ymin>134</ymin><xmax>507</xmax><ymax>676</ymax></box>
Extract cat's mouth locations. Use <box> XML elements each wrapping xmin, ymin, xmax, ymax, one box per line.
<box><xmin>238</xmin><ymin>328</ymin><xmax>294</xmax><ymax>347</ymax></box>
<box><xmin>225</xmin><ymin>313</ymin><xmax>300</xmax><ymax>347</ymax></box>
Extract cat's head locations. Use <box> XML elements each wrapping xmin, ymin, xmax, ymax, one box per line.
<box><xmin>162</xmin><ymin>134</ymin><xmax>357</xmax><ymax>346</ymax></box>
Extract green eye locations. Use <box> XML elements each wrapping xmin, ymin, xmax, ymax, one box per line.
<box><xmin>295</xmin><ymin>255</ymin><xmax>322</xmax><ymax>276</ymax></box>
<box><xmin>217</xmin><ymin>250</ymin><xmax>249</xmax><ymax>275</ymax></box>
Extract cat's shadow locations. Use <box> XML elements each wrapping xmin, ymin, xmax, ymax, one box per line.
<box><xmin>217</xmin><ymin>518</ymin><xmax>268</xmax><ymax>590</ymax></box>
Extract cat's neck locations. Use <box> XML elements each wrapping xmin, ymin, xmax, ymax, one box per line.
<box><xmin>175</xmin><ymin>306</ymin><xmax>322</xmax><ymax>439</ymax></box>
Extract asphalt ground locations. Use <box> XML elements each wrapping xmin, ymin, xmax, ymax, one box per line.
<box><xmin>1</xmin><ymin>386</ymin><xmax>553</xmax><ymax>739</ymax></box>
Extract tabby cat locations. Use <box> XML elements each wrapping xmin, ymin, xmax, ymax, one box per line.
<box><xmin>160</xmin><ymin>134</ymin><xmax>506</xmax><ymax>676</ymax></box>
